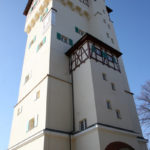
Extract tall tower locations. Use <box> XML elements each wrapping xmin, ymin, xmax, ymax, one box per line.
<box><xmin>8</xmin><ymin>0</ymin><xmax>148</xmax><ymax>150</ymax></box>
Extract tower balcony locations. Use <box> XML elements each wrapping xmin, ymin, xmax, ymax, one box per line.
<box><xmin>66</xmin><ymin>33</ymin><xmax>122</xmax><ymax>72</ymax></box>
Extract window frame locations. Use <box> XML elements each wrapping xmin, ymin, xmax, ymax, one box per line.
<box><xmin>116</xmin><ymin>110</ymin><xmax>121</xmax><ymax>119</ymax></box>
<box><xmin>79</xmin><ymin>119</ymin><xmax>87</xmax><ymax>131</ymax></box>
<box><xmin>102</xmin><ymin>73</ymin><xmax>107</xmax><ymax>81</ymax></box>
<box><xmin>106</xmin><ymin>100</ymin><xmax>112</xmax><ymax>110</ymax></box>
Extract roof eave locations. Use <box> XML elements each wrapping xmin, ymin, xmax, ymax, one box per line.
<box><xmin>23</xmin><ymin>0</ymin><xmax>33</xmax><ymax>16</ymax></box>
<box><xmin>66</xmin><ymin>33</ymin><xmax>122</xmax><ymax>57</ymax></box>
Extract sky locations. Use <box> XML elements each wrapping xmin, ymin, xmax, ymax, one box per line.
<box><xmin>0</xmin><ymin>0</ymin><xmax>150</xmax><ymax>149</ymax></box>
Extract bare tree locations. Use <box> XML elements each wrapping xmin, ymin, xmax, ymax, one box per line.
<box><xmin>137</xmin><ymin>81</ymin><xmax>150</xmax><ymax>133</ymax></box>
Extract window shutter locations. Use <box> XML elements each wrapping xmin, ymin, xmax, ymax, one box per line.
<box><xmin>69</xmin><ymin>39</ymin><xmax>73</xmax><ymax>46</ymax></box>
<box><xmin>75</xmin><ymin>27</ymin><xmax>79</xmax><ymax>33</ymax></box>
<box><xmin>34</xmin><ymin>115</ymin><xmax>38</xmax><ymax>127</ymax></box>
<box><xmin>26</xmin><ymin>121</ymin><xmax>29</xmax><ymax>132</ymax></box>
<box><xmin>112</xmin><ymin>56</ymin><xmax>116</xmax><ymax>63</ymax></box>
<box><xmin>92</xmin><ymin>45</ymin><xmax>96</xmax><ymax>52</ymax></box>
<box><xmin>34</xmin><ymin>36</ymin><xmax>36</xmax><ymax>42</ymax></box>
<box><xmin>40</xmin><ymin>16</ymin><xmax>42</xmax><ymax>22</ymax></box>
<box><xmin>37</xmin><ymin>45</ymin><xmax>39</xmax><ymax>52</ymax></box>
<box><xmin>43</xmin><ymin>37</ymin><xmax>46</xmax><ymax>44</ymax></box>
<box><xmin>102</xmin><ymin>51</ymin><xmax>107</xmax><ymax>58</ymax></box>
<box><xmin>45</xmin><ymin>8</ymin><xmax>48</xmax><ymax>13</ymax></box>
<box><xmin>57</xmin><ymin>33</ymin><xmax>61</xmax><ymax>40</ymax></box>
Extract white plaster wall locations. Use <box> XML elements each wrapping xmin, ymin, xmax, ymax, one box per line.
<box><xmin>50</xmin><ymin>0</ymin><xmax>89</xmax><ymax>83</ymax></box>
<box><xmin>72</xmin><ymin>129</ymin><xmax>101</xmax><ymax>150</ymax></box>
<box><xmin>17</xmin><ymin>135</ymin><xmax>45</xmax><ymax>150</ymax></box>
<box><xmin>46</xmin><ymin>77</ymin><xmax>73</xmax><ymax>132</ymax></box>
<box><xmin>9</xmin><ymin>0</ymin><xmax>147</xmax><ymax>149</ymax></box>
<box><xmin>18</xmin><ymin>2</ymin><xmax>53</xmax><ymax>102</ymax></box>
<box><xmin>73</xmin><ymin>60</ymin><xmax>97</xmax><ymax>131</ymax></box>
<box><xmin>9</xmin><ymin>78</ymin><xmax>48</xmax><ymax>148</ymax></box>
<box><xmin>88</xmin><ymin>0</ymin><xmax>120</xmax><ymax>50</ymax></box>
<box><xmin>44</xmin><ymin>134</ymin><xmax>70</xmax><ymax>150</ymax></box>
<box><xmin>90</xmin><ymin>58</ymin><xmax>142</xmax><ymax>134</ymax></box>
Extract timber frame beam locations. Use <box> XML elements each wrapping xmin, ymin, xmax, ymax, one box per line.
<box><xmin>66</xmin><ymin>33</ymin><xmax>122</xmax><ymax>72</ymax></box>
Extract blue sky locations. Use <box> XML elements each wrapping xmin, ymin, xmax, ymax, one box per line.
<box><xmin>0</xmin><ymin>0</ymin><xmax>150</xmax><ymax>149</ymax></box>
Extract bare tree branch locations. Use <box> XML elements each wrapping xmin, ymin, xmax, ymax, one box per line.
<box><xmin>136</xmin><ymin>80</ymin><xmax>150</xmax><ymax>135</ymax></box>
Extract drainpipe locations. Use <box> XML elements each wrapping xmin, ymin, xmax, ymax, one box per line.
<box><xmin>70</xmin><ymin>59</ymin><xmax>75</xmax><ymax>150</ymax></box>
<box><xmin>71</xmin><ymin>71</ymin><xmax>75</xmax><ymax>132</ymax></box>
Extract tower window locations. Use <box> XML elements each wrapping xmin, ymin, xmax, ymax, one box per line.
<box><xmin>27</xmin><ymin>115</ymin><xmax>38</xmax><ymax>132</ymax></box>
<box><xmin>106</xmin><ymin>32</ymin><xmax>110</xmax><ymax>38</ymax></box>
<box><xmin>40</xmin><ymin>7</ymin><xmax>49</xmax><ymax>22</ymax></box>
<box><xmin>36</xmin><ymin>90</ymin><xmax>40</xmax><ymax>100</ymax></box>
<box><xmin>17</xmin><ymin>107</ymin><xmax>22</xmax><ymax>116</ymax></box>
<box><xmin>37</xmin><ymin>36</ymin><xmax>46</xmax><ymax>52</ymax></box>
<box><xmin>111</xmin><ymin>38</ymin><xmax>114</xmax><ymax>44</ymax></box>
<box><xmin>56</xmin><ymin>33</ymin><xmax>73</xmax><ymax>46</ymax></box>
<box><xmin>111</xmin><ymin>83</ymin><xmax>116</xmax><ymax>91</ymax></box>
<box><xmin>75</xmin><ymin>27</ymin><xmax>85</xmax><ymax>36</ymax></box>
<box><xmin>28</xmin><ymin>36</ymin><xmax>36</xmax><ymax>49</ymax></box>
<box><xmin>29</xmin><ymin>0</ymin><xmax>38</xmax><ymax>13</ymax></box>
<box><xmin>61</xmin><ymin>35</ymin><xmax>68</xmax><ymax>43</ymax></box>
<box><xmin>106</xmin><ymin>100</ymin><xmax>112</xmax><ymax>109</ymax></box>
<box><xmin>25</xmin><ymin>75</ymin><xmax>30</xmax><ymax>84</ymax></box>
<box><xmin>103</xmin><ymin>19</ymin><xmax>106</xmax><ymax>24</ymax></box>
<box><xmin>116</xmin><ymin>110</ymin><xmax>121</xmax><ymax>119</ymax></box>
<box><xmin>102</xmin><ymin>73</ymin><xmax>107</xmax><ymax>81</ymax></box>
<box><xmin>108</xmin><ymin>24</ymin><xmax>111</xmax><ymax>29</ymax></box>
<box><xmin>28</xmin><ymin>118</ymin><xmax>35</xmax><ymax>131</ymax></box>
<box><xmin>79</xmin><ymin>119</ymin><xmax>87</xmax><ymax>131</ymax></box>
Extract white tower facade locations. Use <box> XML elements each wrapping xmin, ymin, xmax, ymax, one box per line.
<box><xmin>8</xmin><ymin>0</ymin><xmax>148</xmax><ymax>150</ymax></box>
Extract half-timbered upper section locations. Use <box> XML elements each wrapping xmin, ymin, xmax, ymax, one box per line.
<box><xmin>66</xmin><ymin>33</ymin><xmax>122</xmax><ymax>72</ymax></box>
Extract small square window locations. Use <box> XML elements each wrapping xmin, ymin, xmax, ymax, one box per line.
<box><xmin>111</xmin><ymin>83</ymin><xmax>116</xmax><ymax>91</ymax></box>
<box><xmin>27</xmin><ymin>115</ymin><xmax>38</xmax><ymax>132</ymax></box>
<box><xmin>28</xmin><ymin>118</ymin><xmax>35</xmax><ymax>131</ymax></box>
<box><xmin>106</xmin><ymin>32</ymin><xmax>110</xmax><ymax>38</ymax></box>
<box><xmin>36</xmin><ymin>91</ymin><xmax>40</xmax><ymax>100</ymax></box>
<box><xmin>103</xmin><ymin>19</ymin><xmax>106</xmax><ymax>24</ymax></box>
<box><xmin>116</xmin><ymin>110</ymin><xmax>121</xmax><ymax>119</ymax></box>
<box><xmin>102</xmin><ymin>73</ymin><xmax>107</xmax><ymax>81</ymax></box>
<box><xmin>108</xmin><ymin>24</ymin><xmax>111</xmax><ymax>29</ymax></box>
<box><xmin>106</xmin><ymin>100</ymin><xmax>112</xmax><ymax>109</ymax></box>
<box><xmin>111</xmin><ymin>38</ymin><xmax>114</xmax><ymax>44</ymax></box>
<box><xmin>79</xmin><ymin>119</ymin><xmax>87</xmax><ymax>131</ymax></box>
<box><xmin>17</xmin><ymin>107</ymin><xmax>22</xmax><ymax>116</ymax></box>
<box><xmin>25</xmin><ymin>75</ymin><xmax>29</xmax><ymax>84</ymax></box>
<box><xmin>62</xmin><ymin>35</ymin><xmax>68</xmax><ymax>43</ymax></box>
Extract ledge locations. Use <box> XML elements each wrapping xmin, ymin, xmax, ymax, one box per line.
<box><xmin>124</xmin><ymin>90</ymin><xmax>134</xmax><ymax>95</ymax></box>
<box><xmin>106</xmin><ymin>6</ymin><xmax>113</xmax><ymax>14</ymax></box>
